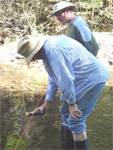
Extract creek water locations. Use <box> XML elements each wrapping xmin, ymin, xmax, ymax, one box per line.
<box><xmin>1</xmin><ymin>84</ymin><xmax>113</xmax><ymax>150</ymax></box>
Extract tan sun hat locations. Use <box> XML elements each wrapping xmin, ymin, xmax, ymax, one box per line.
<box><xmin>17</xmin><ymin>35</ymin><xmax>47</xmax><ymax>65</ymax></box>
<box><xmin>48</xmin><ymin>1</ymin><xmax>75</xmax><ymax>17</ymax></box>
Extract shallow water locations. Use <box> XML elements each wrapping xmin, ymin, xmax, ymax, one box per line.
<box><xmin>1</xmin><ymin>83</ymin><xmax>113</xmax><ymax>150</ymax></box>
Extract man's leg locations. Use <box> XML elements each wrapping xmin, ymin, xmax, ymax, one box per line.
<box><xmin>68</xmin><ymin>83</ymin><xmax>105</xmax><ymax>150</ymax></box>
<box><xmin>73</xmin><ymin>131</ymin><xmax>89</xmax><ymax>150</ymax></box>
<box><xmin>60</xmin><ymin>97</ymin><xmax>74</xmax><ymax>149</ymax></box>
<box><xmin>61</xmin><ymin>125</ymin><xmax>74</xmax><ymax>149</ymax></box>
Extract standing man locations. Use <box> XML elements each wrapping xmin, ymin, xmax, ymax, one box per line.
<box><xmin>48</xmin><ymin>1</ymin><xmax>99</xmax><ymax>57</ymax></box>
<box><xmin>48</xmin><ymin>1</ymin><xmax>99</xmax><ymax>148</ymax></box>
<box><xmin>17</xmin><ymin>35</ymin><xmax>110</xmax><ymax>150</ymax></box>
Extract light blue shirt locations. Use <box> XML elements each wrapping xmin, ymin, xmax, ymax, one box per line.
<box><xmin>42</xmin><ymin>35</ymin><xmax>110</xmax><ymax>104</ymax></box>
<box><xmin>66</xmin><ymin>16</ymin><xmax>99</xmax><ymax>56</ymax></box>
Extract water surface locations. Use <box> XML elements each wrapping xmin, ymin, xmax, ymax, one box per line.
<box><xmin>1</xmin><ymin>85</ymin><xmax>113</xmax><ymax>150</ymax></box>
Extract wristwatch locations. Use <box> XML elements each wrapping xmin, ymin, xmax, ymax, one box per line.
<box><xmin>69</xmin><ymin>103</ymin><xmax>76</xmax><ymax>106</ymax></box>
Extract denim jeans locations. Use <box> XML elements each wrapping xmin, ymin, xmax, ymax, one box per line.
<box><xmin>60</xmin><ymin>82</ymin><xmax>106</xmax><ymax>134</ymax></box>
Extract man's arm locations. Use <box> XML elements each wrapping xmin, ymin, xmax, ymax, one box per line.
<box><xmin>37</xmin><ymin>100</ymin><xmax>52</xmax><ymax>114</ymax></box>
<box><xmin>45</xmin><ymin>75</ymin><xmax>58</xmax><ymax>102</ymax></box>
<box><xmin>37</xmin><ymin>76</ymin><xmax>58</xmax><ymax>114</ymax></box>
<box><xmin>69</xmin><ymin>103</ymin><xmax>82</xmax><ymax>119</ymax></box>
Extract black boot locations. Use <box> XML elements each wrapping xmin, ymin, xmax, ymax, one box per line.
<box><xmin>61</xmin><ymin>125</ymin><xmax>74</xmax><ymax>150</ymax></box>
<box><xmin>74</xmin><ymin>138</ymin><xmax>89</xmax><ymax>150</ymax></box>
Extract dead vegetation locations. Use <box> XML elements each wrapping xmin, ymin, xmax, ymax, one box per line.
<box><xmin>0</xmin><ymin>0</ymin><xmax>113</xmax><ymax>44</ymax></box>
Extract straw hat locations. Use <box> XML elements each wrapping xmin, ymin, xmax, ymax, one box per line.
<box><xmin>17</xmin><ymin>35</ymin><xmax>47</xmax><ymax>65</ymax></box>
<box><xmin>48</xmin><ymin>1</ymin><xmax>75</xmax><ymax>17</ymax></box>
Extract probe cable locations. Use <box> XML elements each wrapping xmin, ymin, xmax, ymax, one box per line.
<box><xmin>14</xmin><ymin>91</ymin><xmax>45</xmax><ymax>150</ymax></box>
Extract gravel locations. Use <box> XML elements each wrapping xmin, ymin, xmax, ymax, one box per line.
<box><xmin>0</xmin><ymin>32</ymin><xmax>113</xmax><ymax>69</ymax></box>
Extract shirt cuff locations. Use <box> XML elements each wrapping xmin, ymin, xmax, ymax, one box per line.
<box><xmin>45</xmin><ymin>95</ymin><xmax>54</xmax><ymax>102</ymax></box>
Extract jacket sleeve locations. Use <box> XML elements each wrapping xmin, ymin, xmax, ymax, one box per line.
<box><xmin>45</xmin><ymin>75</ymin><xmax>58</xmax><ymax>102</ymax></box>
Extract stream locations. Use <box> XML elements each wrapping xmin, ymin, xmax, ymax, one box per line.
<box><xmin>1</xmin><ymin>81</ymin><xmax>113</xmax><ymax>150</ymax></box>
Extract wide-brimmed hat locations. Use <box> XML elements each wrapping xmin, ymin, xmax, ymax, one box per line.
<box><xmin>48</xmin><ymin>1</ymin><xmax>75</xmax><ymax>17</ymax></box>
<box><xmin>17</xmin><ymin>35</ymin><xmax>47</xmax><ymax>65</ymax></box>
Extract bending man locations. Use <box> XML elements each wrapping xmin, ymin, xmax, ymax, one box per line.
<box><xmin>17</xmin><ymin>35</ymin><xmax>110</xmax><ymax>150</ymax></box>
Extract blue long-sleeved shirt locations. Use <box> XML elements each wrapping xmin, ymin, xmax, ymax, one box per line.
<box><xmin>42</xmin><ymin>35</ymin><xmax>110</xmax><ymax>104</ymax></box>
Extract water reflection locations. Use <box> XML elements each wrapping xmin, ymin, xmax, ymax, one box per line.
<box><xmin>1</xmin><ymin>91</ymin><xmax>61</xmax><ymax>150</ymax></box>
<box><xmin>1</xmin><ymin>85</ymin><xmax>113</xmax><ymax>150</ymax></box>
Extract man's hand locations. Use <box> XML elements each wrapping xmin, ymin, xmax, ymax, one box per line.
<box><xmin>69</xmin><ymin>103</ymin><xmax>82</xmax><ymax>119</ymax></box>
<box><xmin>37</xmin><ymin>100</ymin><xmax>52</xmax><ymax>114</ymax></box>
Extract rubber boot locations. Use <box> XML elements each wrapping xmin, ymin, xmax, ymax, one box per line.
<box><xmin>74</xmin><ymin>138</ymin><xmax>89</xmax><ymax>150</ymax></box>
<box><xmin>61</xmin><ymin>125</ymin><xmax>74</xmax><ymax>150</ymax></box>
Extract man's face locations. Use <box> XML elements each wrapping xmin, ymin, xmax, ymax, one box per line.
<box><xmin>32</xmin><ymin>49</ymin><xmax>42</xmax><ymax>61</ymax></box>
<box><xmin>55</xmin><ymin>10</ymin><xmax>67</xmax><ymax>25</ymax></box>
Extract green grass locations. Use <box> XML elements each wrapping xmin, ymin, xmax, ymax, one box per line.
<box><xmin>5</xmin><ymin>134</ymin><xmax>26</xmax><ymax>150</ymax></box>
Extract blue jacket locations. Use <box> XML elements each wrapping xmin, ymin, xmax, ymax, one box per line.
<box><xmin>42</xmin><ymin>35</ymin><xmax>110</xmax><ymax>104</ymax></box>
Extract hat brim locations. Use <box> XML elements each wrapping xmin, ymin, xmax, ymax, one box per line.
<box><xmin>25</xmin><ymin>36</ymin><xmax>47</xmax><ymax>65</ymax></box>
<box><xmin>48</xmin><ymin>5</ymin><xmax>75</xmax><ymax>17</ymax></box>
